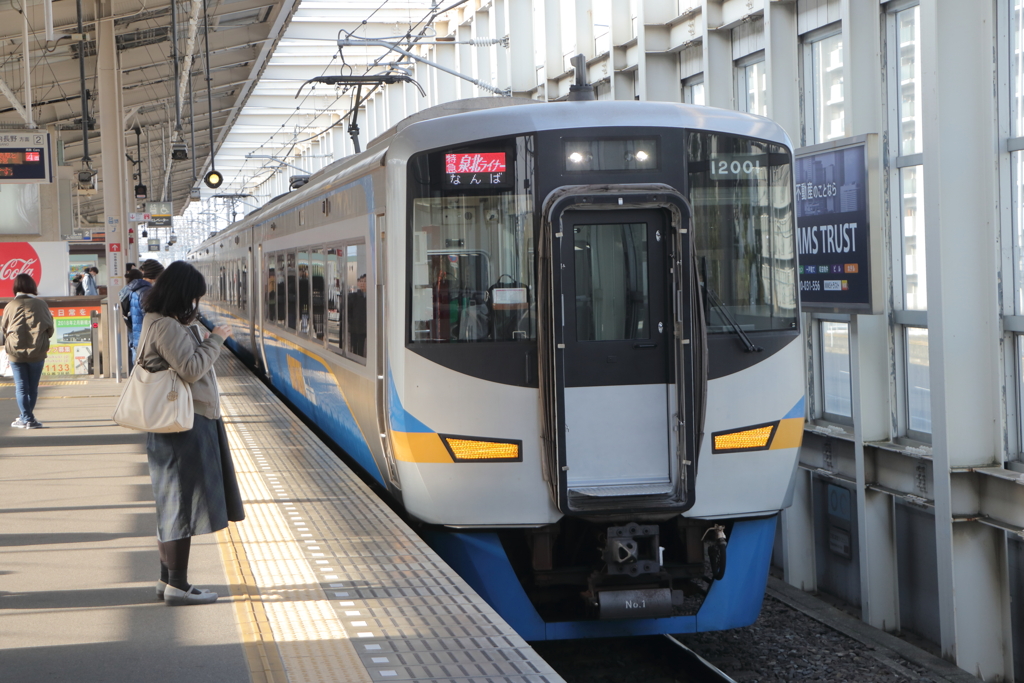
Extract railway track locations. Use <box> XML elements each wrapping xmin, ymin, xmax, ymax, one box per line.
<box><xmin>533</xmin><ymin>633</ymin><xmax>738</xmax><ymax>683</ymax></box>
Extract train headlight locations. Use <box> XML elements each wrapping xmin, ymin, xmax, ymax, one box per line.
<box><xmin>568</xmin><ymin>152</ymin><xmax>584</xmax><ymax>164</ymax></box>
<box><xmin>440</xmin><ymin>435</ymin><xmax>522</xmax><ymax>462</ymax></box>
<box><xmin>711</xmin><ymin>422</ymin><xmax>779</xmax><ymax>453</ymax></box>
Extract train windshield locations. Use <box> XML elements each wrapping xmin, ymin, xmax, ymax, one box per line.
<box><xmin>407</xmin><ymin>137</ymin><xmax>536</xmax><ymax>343</ymax></box>
<box><xmin>687</xmin><ymin>132</ymin><xmax>798</xmax><ymax>333</ymax></box>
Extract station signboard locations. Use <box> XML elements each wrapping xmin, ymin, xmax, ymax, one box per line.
<box><xmin>796</xmin><ymin>135</ymin><xmax>883</xmax><ymax>314</ymax></box>
<box><xmin>0</xmin><ymin>130</ymin><xmax>51</xmax><ymax>183</ymax></box>
<box><xmin>147</xmin><ymin>201</ymin><xmax>172</xmax><ymax>227</ymax></box>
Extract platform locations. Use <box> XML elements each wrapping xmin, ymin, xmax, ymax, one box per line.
<box><xmin>0</xmin><ymin>354</ymin><xmax>563</xmax><ymax>683</ymax></box>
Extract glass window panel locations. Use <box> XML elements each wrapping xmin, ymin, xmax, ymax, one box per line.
<box><xmin>688</xmin><ymin>132</ymin><xmax>798</xmax><ymax>332</ymax></box>
<box><xmin>1018</xmin><ymin>336</ymin><xmax>1024</xmax><ymax>450</ymax></box>
<box><xmin>275</xmin><ymin>253</ymin><xmax>286</xmax><ymax>326</ymax></box>
<box><xmin>687</xmin><ymin>81</ymin><xmax>705</xmax><ymax>106</ymax></box>
<box><xmin>408</xmin><ymin>137</ymin><xmax>536</xmax><ymax>343</ymax></box>
<box><xmin>821</xmin><ymin>321</ymin><xmax>852</xmax><ymax>419</ymax></box>
<box><xmin>297</xmin><ymin>250</ymin><xmax>310</xmax><ymax>336</ymax></box>
<box><xmin>345</xmin><ymin>244</ymin><xmax>367</xmax><ymax>358</ymax></box>
<box><xmin>897</xmin><ymin>6</ymin><xmax>922</xmax><ymax>155</ymax></box>
<box><xmin>901</xmin><ymin>165</ymin><xmax>927</xmax><ymax>310</ymax></box>
<box><xmin>240</xmin><ymin>260</ymin><xmax>248</xmax><ymax>310</ymax></box>
<box><xmin>1013</xmin><ymin>0</ymin><xmax>1024</xmax><ymax>137</ymax></box>
<box><xmin>311</xmin><ymin>248</ymin><xmax>325</xmax><ymax>341</ymax></box>
<box><xmin>738</xmin><ymin>60</ymin><xmax>767</xmax><ymax>116</ymax></box>
<box><xmin>811</xmin><ymin>34</ymin><xmax>845</xmax><ymax>144</ymax></box>
<box><xmin>906</xmin><ymin>327</ymin><xmax>931</xmax><ymax>436</ymax></box>
<box><xmin>286</xmin><ymin>252</ymin><xmax>297</xmax><ymax>330</ymax></box>
<box><xmin>1014</xmin><ymin>152</ymin><xmax>1024</xmax><ymax>314</ymax></box>
<box><xmin>573</xmin><ymin>223</ymin><xmax>650</xmax><ymax>341</ymax></box>
<box><xmin>326</xmin><ymin>247</ymin><xmax>342</xmax><ymax>349</ymax></box>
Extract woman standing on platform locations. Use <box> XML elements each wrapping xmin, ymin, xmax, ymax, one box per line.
<box><xmin>136</xmin><ymin>260</ymin><xmax>244</xmax><ymax>605</ymax></box>
<box><xmin>1</xmin><ymin>273</ymin><xmax>54</xmax><ymax>429</ymax></box>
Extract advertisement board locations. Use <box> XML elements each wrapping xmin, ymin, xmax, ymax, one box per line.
<box><xmin>0</xmin><ymin>303</ymin><xmax>97</xmax><ymax>376</ymax></box>
<box><xmin>795</xmin><ymin>135</ymin><xmax>883</xmax><ymax>314</ymax></box>
<box><xmin>0</xmin><ymin>241</ymin><xmax>70</xmax><ymax>297</ymax></box>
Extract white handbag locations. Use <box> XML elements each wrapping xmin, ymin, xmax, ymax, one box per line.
<box><xmin>112</xmin><ymin>320</ymin><xmax>194</xmax><ymax>433</ymax></box>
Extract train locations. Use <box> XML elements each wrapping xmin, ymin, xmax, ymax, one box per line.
<box><xmin>188</xmin><ymin>96</ymin><xmax>805</xmax><ymax>640</ymax></box>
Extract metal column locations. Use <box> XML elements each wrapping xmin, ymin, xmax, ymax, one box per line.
<box><xmin>97</xmin><ymin>6</ymin><xmax>129</xmax><ymax>380</ymax></box>
<box><xmin>919</xmin><ymin>1</ymin><xmax>1013</xmax><ymax>679</ymax></box>
<box><xmin>840</xmin><ymin>0</ymin><xmax>901</xmax><ymax>635</ymax></box>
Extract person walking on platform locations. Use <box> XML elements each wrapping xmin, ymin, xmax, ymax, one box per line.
<box><xmin>1</xmin><ymin>273</ymin><xmax>54</xmax><ymax>429</ymax></box>
<box><xmin>82</xmin><ymin>267</ymin><xmax>98</xmax><ymax>295</ymax></box>
<box><xmin>136</xmin><ymin>260</ymin><xmax>244</xmax><ymax>605</ymax></box>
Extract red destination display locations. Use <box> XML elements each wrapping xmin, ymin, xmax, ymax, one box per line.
<box><xmin>443</xmin><ymin>152</ymin><xmax>512</xmax><ymax>189</ymax></box>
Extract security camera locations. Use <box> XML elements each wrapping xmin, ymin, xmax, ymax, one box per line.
<box><xmin>77</xmin><ymin>170</ymin><xmax>95</xmax><ymax>189</ymax></box>
<box><xmin>172</xmin><ymin>143</ymin><xmax>189</xmax><ymax>161</ymax></box>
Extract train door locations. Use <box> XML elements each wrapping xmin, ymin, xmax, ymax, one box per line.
<box><xmin>556</xmin><ymin>209</ymin><xmax>676</xmax><ymax>501</ymax></box>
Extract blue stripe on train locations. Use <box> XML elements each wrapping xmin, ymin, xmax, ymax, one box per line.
<box><xmin>422</xmin><ymin>515</ymin><xmax>777</xmax><ymax>641</ymax></box>
<box><xmin>261</xmin><ymin>340</ymin><xmax>385</xmax><ymax>486</ymax></box>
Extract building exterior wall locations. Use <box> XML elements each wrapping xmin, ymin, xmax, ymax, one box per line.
<box><xmin>309</xmin><ymin>2</ymin><xmax>1024</xmax><ymax>680</ymax></box>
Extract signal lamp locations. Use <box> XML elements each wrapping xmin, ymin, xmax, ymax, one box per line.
<box><xmin>711</xmin><ymin>422</ymin><xmax>779</xmax><ymax>453</ymax></box>
<box><xmin>440</xmin><ymin>435</ymin><xmax>522</xmax><ymax>462</ymax></box>
<box><xmin>135</xmin><ymin>184</ymin><xmax>147</xmax><ymax>199</ymax></box>
<box><xmin>204</xmin><ymin>170</ymin><xmax>223</xmax><ymax>189</ymax></box>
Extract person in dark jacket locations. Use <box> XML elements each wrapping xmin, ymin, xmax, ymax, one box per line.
<box><xmin>129</xmin><ymin>260</ymin><xmax>164</xmax><ymax>367</ymax></box>
<box><xmin>1</xmin><ymin>273</ymin><xmax>55</xmax><ymax>428</ymax></box>
<box><xmin>120</xmin><ymin>268</ymin><xmax>145</xmax><ymax>366</ymax></box>
<box><xmin>72</xmin><ymin>274</ymin><xmax>84</xmax><ymax>296</ymax></box>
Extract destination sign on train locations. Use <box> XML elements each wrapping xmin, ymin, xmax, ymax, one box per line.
<box><xmin>443</xmin><ymin>152</ymin><xmax>511</xmax><ymax>188</ymax></box>
<box><xmin>796</xmin><ymin>143</ymin><xmax>872</xmax><ymax>311</ymax></box>
<box><xmin>0</xmin><ymin>129</ymin><xmax>49</xmax><ymax>183</ymax></box>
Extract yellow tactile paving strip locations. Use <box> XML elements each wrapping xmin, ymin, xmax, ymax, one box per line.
<box><xmin>214</xmin><ymin>353</ymin><xmax>563</xmax><ymax>683</ymax></box>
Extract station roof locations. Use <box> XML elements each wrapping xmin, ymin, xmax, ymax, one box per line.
<box><xmin>0</xmin><ymin>0</ymin><xmax>300</xmax><ymax>221</ymax></box>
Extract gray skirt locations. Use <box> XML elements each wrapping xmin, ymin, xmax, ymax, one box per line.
<box><xmin>146</xmin><ymin>415</ymin><xmax>245</xmax><ymax>542</ymax></box>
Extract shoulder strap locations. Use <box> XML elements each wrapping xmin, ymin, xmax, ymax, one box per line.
<box><xmin>135</xmin><ymin>315</ymin><xmax>157</xmax><ymax>367</ymax></box>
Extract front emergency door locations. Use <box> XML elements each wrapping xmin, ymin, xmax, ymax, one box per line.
<box><xmin>557</xmin><ymin>210</ymin><xmax>675</xmax><ymax>496</ymax></box>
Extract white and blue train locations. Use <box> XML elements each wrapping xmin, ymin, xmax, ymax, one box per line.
<box><xmin>189</xmin><ymin>96</ymin><xmax>805</xmax><ymax>640</ymax></box>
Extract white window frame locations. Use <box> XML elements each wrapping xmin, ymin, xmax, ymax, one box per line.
<box><xmin>886</xmin><ymin>0</ymin><xmax>930</xmax><ymax>443</ymax></box>
<box><xmin>801</xmin><ymin>24</ymin><xmax>845</xmax><ymax>148</ymax></box>
<box><xmin>734</xmin><ymin>51</ymin><xmax>767</xmax><ymax>115</ymax></box>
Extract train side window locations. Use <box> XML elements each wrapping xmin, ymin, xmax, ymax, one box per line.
<box><xmin>345</xmin><ymin>243</ymin><xmax>367</xmax><ymax>359</ymax></box>
<box><xmin>326</xmin><ymin>247</ymin><xmax>343</xmax><ymax>351</ymax></box>
<box><xmin>286</xmin><ymin>252</ymin><xmax>297</xmax><ymax>330</ymax></box>
<box><xmin>297</xmin><ymin>250</ymin><xmax>311</xmax><ymax>336</ymax></box>
<box><xmin>276</xmin><ymin>253</ymin><xmax>286</xmax><ymax>326</ymax></box>
<box><xmin>267</xmin><ymin>253</ymin><xmax>277</xmax><ymax>322</ymax></box>
<box><xmin>311</xmin><ymin>248</ymin><xmax>326</xmax><ymax>342</ymax></box>
<box><xmin>240</xmin><ymin>260</ymin><xmax>248</xmax><ymax>311</ymax></box>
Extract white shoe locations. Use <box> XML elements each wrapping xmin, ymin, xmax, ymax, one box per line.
<box><xmin>156</xmin><ymin>580</ymin><xmax>213</xmax><ymax>600</ymax></box>
<box><xmin>163</xmin><ymin>584</ymin><xmax>218</xmax><ymax>606</ymax></box>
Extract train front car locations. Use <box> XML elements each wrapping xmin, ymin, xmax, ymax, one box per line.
<box><xmin>384</xmin><ymin>100</ymin><xmax>803</xmax><ymax>641</ymax></box>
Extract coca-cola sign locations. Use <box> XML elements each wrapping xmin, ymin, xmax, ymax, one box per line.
<box><xmin>0</xmin><ymin>242</ymin><xmax>41</xmax><ymax>297</ymax></box>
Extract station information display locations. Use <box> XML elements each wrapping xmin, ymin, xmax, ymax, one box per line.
<box><xmin>795</xmin><ymin>140</ymin><xmax>877</xmax><ymax>313</ymax></box>
<box><xmin>0</xmin><ymin>131</ymin><xmax>50</xmax><ymax>183</ymax></box>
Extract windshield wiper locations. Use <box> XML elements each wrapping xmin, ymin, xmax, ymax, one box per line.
<box><xmin>699</xmin><ymin>258</ymin><xmax>762</xmax><ymax>353</ymax></box>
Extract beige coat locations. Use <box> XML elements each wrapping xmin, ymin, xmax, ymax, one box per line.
<box><xmin>137</xmin><ymin>312</ymin><xmax>225</xmax><ymax>419</ymax></box>
<box><xmin>1</xmin><ymin>294</ymin><xmax>54</xmax><ymax>363</ymax></box>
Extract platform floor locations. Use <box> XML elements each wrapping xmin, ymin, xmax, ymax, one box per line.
<box><xmin>0</xmin><ymin>355</ymin><xmax>563</xmax><ymax>683</ymax></box>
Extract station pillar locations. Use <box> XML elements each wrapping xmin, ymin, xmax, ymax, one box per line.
<box><xmin>97</xmin><ymin>8</ymin><xmax>130</xmax><ymax>379</ymax></box>
<box><xmin>920</xmin><ymin>1</ymin><xmax>1014</xmax><ymax>680</ymax></box>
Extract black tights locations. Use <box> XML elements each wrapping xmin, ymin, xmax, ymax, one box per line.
<box><xmin>158</xmin><ymin>537</ymin><xmax>192</xmax><ymax>590</ymax></box>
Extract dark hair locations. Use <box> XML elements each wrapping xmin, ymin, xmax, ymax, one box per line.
<box><xmin>12</xmin><ymin>273</ymin><xmax>37</xmax><ymax>295</ymax></box>
<box><xmin>89</xmin><ymin>267</ymin><xmax>99</xmax><ymax>274</ymax></box>
<box><xmin>143</xmin><ymin>260</ymin><xmax>207</xmax><ymax>324</ymax></box>
<box><xmin>140</xmin><ymin>259</ymin><xmax>165</xmax><ymax>280</ymax></box>
<box><xmin>125</xmin><ymin>268</ymin><xmax>144</xmax><ymax>282</ymax></box>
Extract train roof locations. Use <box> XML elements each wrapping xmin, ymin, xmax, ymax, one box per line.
<box><xmin>191</xmin><ymin>98</ymin><xmax>792</xmax><ymax>256</ymax></box>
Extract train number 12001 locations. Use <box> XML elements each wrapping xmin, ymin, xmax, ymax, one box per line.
<box><xmin>709</xmin><ymin>154</ymin><xmax>764</xmax><ymax>179</ymax></box>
